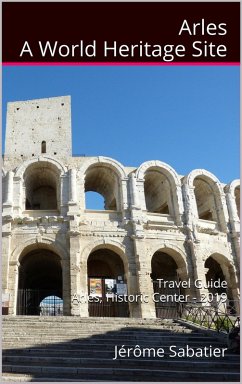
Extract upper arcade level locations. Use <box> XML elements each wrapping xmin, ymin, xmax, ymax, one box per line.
<box><xmin>2</xmin><ymin>155</ymin><xmax>240</xmax><ymax>240</ymax></box>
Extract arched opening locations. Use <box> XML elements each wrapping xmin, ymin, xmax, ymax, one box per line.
<box><xmin>87</xmin><ymin>248</ymin><xmax>129</xmax><ymax>317</ymax></box>
<box><xmin>205</xmin><ymin>255</ymin><xmax>235</xmax><ymax>313</ymax></box>
<box><xmin>234</xmin><ymin>186</ymin><xmax>240</xmax><ymax>219</ymax></box>
<box><xmin>151</xmin><ymin>251</ymin><xmax>184</xmax><ymax>318</ymax></box>
<box><xmin>84</xmin><ymin>165</ymin><xmax>120</xmax><ymax>210</ymax></box>
<box><xmin>41</xmin><ymin>141</ymin><xmax>46</xmax><ymax>154</ymax></box>
<box><xmin>24</xmin><ymin>162</ymin><xmax>60</xmax><ymax>210</ymax></box>
<box><xmin>144</xmin><ymin>169</ymin><xmax>172</xmax><ymax>215</ymax></box>
<box><xmin>17</xmin><ymin>248</ymin><xmax>62</xmax><ymax>315</ymax></box>
<box><xmin>193</xmin><ymin>177</ymin><xmax>218</xmax><ymax>221</ymax></box>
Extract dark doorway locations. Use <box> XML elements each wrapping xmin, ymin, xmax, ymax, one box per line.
<box><xmin>151</xmin><ymin>251</ymin><xmax>182</xmax><ymax>318</ymax></box>
<box><xmin>205</xmin><ymin>256</ymin><xmax>235</xmax><ymax>314</ymax></box>
<box><xmin>87</xmin><ymin>249</ymin><xmax>129</xmax><ymax>317</ymax></box>
<box><xmin>17</xmin><ymin>248</ymin><xmax>62</xmax><ymax>315</ymax></box>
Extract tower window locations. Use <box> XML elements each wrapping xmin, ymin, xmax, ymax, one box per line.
<box><xmin>41</xmin><ymin>141</ymin><xmax>46</xmax><ymax>154</ymax></box>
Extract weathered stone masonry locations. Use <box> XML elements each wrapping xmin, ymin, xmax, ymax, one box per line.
<box><xmin>2</xmin><ymin>96</ymin><xmax>240</xmax><ymax>317</ymax></box>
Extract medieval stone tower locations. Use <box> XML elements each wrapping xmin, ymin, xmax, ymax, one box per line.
<box><xmin>2</xmin><ymin>96</ymin><xmax>240</xmax><ymax>318</ymax></box>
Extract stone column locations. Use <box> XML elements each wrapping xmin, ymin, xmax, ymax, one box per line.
<box><xmin>62</xmin><ymin>258</ymin><xmax>71</xmax><ymax>315</ymax></box>
<box><xmin>136</xmin><ymin>178</ymin><xmax>146</xmax><ymax>211</ymax></box>
<box><xmin>226</xmin><ymin>191</ymin><xmax>239</xmax><ymax>223</ymax></box>
<box><xmin>133</xmin><ymin>239</ymin><xmax>156</xmax><ymax>318</ymax></box>
<box><xmin>171</xmin><ymin>184</ymin><xmax>183</xmax><ymax>226</ymax></box>
<box><xmin>225</xmin><ymin>191</ymin><xmax>240</xmax><ymax>269</ymax></box>
<box><xmin>130</xmin><ymin>174</ymin><xmax>139</xmax><ymax>207</ymax></box>
<box><xmin>79</xmin><ymin>259</ymin><xmax>89</xmax><ymax>317</ymax></box>
<box><xmin>194</xmin><ymin>264</ymin><xmax>210</xmax><ymax>303</ymax></box>
<box><xmin>218</xmin><ymin>191</ymin><xmax>229</xmax><ymax>233</ymax></box>
<box><xmin>2</xmin><ymin>230</ymin><xmax>12</xmax><ymax>293</ymax></box>
<box><xmin>69</xmin><ymin>234</ymin><xmax>81</xmax><ymax>316</ymax></box>
<box><xmin>79</xmin><ymin>175</ymin><xmax>85</xmax><ymax>211</ymax></box>
<box><xmin>126</xmin><ymin>271</ymin><xmax>141</xmax><ymax>318</ymax></box>
<box><xmin>185</xmin><ymin>241</ymin><xmax>210</xmax><ymax>303</ymax></box>
<box><xmin>222</xmin><ymin>264</ymin><xmax>240</xmax><ymax>314</ymax></box>
<box><xmin>69</xmin><ymin>169</ymin><xmax>77</xmax><ymax>203</ymax></box>
<box><xmin>176</xmin><ymin>266</ymin><xmax>193</xmax><ymax>297</ymax></box>
<box><xmin>4</xmin><ymin>171</ymin><xmax>14</xmax><ymax>205</ymax></box>
<box><xmin>8</xmin><ymin>261</ymin><xmax>19</xmax><ymax>315</ymax></box>
<box><xmin>13</xmin><ymin>176</ymin><xmax>23</xmax><ymax>215</ymax></box>
<box><xmin>121</xmin><ymin>178</ymin><xmax>129</xmax><ymax>211</ymax></box>
<box><xmin>182</xmin><ymin>183</ymin><xmax>199</xmax><ymax>242</ymax></box>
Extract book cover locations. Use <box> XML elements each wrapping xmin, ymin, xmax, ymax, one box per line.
<box><xmin>2</xmin><ymin>1</ymin><xmax>240</xmax><ymax>383</ymax></box>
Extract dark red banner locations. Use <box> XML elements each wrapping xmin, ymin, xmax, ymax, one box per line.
<box><xmin>2</xmin><ymin>2</ymin><xmax>240</xmax><ymax>63</ymax></box>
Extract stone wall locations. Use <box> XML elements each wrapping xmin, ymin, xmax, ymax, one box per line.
<box><xmin>2</xmin><ymin>96</ymin><xmax>240</xmax><ymax>317</ymax></box>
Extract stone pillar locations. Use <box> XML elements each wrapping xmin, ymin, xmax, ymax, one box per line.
<box><xmin>225</xmin><ymin>191</ymin><xmax>240</xmax><ymax>269</ymax></box>
<box><xmin>127</xmin><ymin>272</ymin><xmax>141</xmax><ymax>318</ymax></box>
<box><xmin>2</xmin><ymin>230</ymin><xmax>12</xmax><ymax>293</ymax></box>
<box><xmin>79</xmin><ymin>259</ymin><xmax>89</xmax><ymax>317</ymax></box>
<box><xmin>218</xmin><ymin>191</ymin><xmax>229</xmax><ymax>233</ymax></box>
<box><xmin>121</xmin><ymin>178</ymin><xmax>129</xmax><ymax>211</ymax></box>
<box><xmin>182</xmin><ymin>183</ymin><xmax>200</xmax><ymax>242</ymax></box>
<box><xmin>136</xmin><ymin>178</ymin><xmax>146</xmax><ymax>211</ymax></box>
<box><xmin>60</xmin><ymin>174</ymin><xmax>69</xmax><ymax>216</ymax></box>
<box><xmin>185</xmin><ymin>240</ymin><xmax>209</xmax><ymax>303</ymax></box>
<box><xmin>194</xmin><ymin>263</ymin><xmax>210</xmax><ymax>303</ymax></box>
<box><xmin>130</xmin><ymin>174</ymin><xmax>139</xmax><ymax>207</ymax></box>
<box><xmin>69</xmin><ymin>169</ymin><xmax>77</xmax><ymax>203</ymax></box>
<box><xmin>79</xmin><ymin>175</ymin><xmax>85</xmax><ymax>211</ymax></box>
<box><xmin>176</xmin><ymin>259</ymin><xmax>197</xmax><ymax>302</ymax></box>
<box><xmin>226</xmin><ymin>191</ymin><xmax>240</xmax><ymax>223</ymax></box>
<box><xmin>221</xmin><ymin>264</ymin><xmax>240</xmax><ymax>314</ymax></box>
<box><xmin>8</xmin><ymin>261</ymin><xmax>19</xmax><ymax>315</ymax></box>
<box><xmin>69</xmin><ymin>234</ymin><xmax>81</xmax><ymax>316</ymax></box>
<box><xmin>62</xmin><ymin>258</ymin><xmax>71</xmax><ymax>315</ymax></box>
<box><xmin>171</xmin><ymin>184</ymin><xmax>184</xmax><ymax>226</ymax></box>
<box><xmin>133</xmin><ymin>239</ymin><xmax>156</xmax><ymax>318</ymax></box>
<box><xmin>4</xmin><ymin>171</ymin><xmax>14</xmax><ymax>205</ymax></box>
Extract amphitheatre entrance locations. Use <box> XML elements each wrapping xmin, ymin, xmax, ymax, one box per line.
<box><xmin>87</xmin><ymin>248</ymin><xmax>129</xmax><ymax>317</ymax></box>
<box><xmin>17</xmin><ymin>248</ymin><xmax>63</xmax><ymax>315</ymax></box>
<box><xmin>151</xmin><ymin>251</ymin><xmax>182</xmax><ymax>319</ymax></box>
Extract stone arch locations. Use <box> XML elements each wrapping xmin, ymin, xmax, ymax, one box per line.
<box><xmin>225</xmin><ymin>179</ymin><xmax>240</xmax><ymax>195</ymax></box>
<box><xmin>225</xmin><ymin>179</ymin><xmax>240</xmax><ymax>220</ymax></box>
<box><xmin>136</xmin><ymin>160</ymin><xmax>181</xmax><ymax>186</ymax></box>
<box><xmin>18</xmin><ymin>158</ymin><xmax>65</xmax><ymax>211</ymax></box>
<box><xmin>204</xmin><ymin>252</ymin><xmax>239</xmax><ymax>311</ymax></box>
<box><xmin>11</xmin><ymin>236</ymin><xmax>68</xmax><ymax>264</ymax></box>
<box><xmin>82</xmin><ymin>239</ymin><xmax>129</xmax><ymax>317</ymax></box>
<box><xmin>135</xmin><ymin>161</ymin><xmax>183</xmax><ymax>223</ymax></box>
<box><xmin>15</xmin><ymin>156</ymin><xmax>66</xmax><ymax>178</ymax></box>
<box><xmin>9</xmin><ymin>237</ymin><xmax>68</xmax><ymax>316</ymax></box>
<box><xmin>81</xmin><ymin>157</ymin><xmax>127</xmax><ymax>211</ymax></box>
<box><xmin>150</xmin><ymin>245</ymin><xmax>188</xmax><ymax>318</ymax></box>
<box><xmin>80</xmin><ymin>157</ymin><xmax>127</xmax><ymax>180</ymax></box>
<box><xmin>184</xmin><ymin>169</ymin><xmax>227</xmax><ymax>229</ymax></box>
<box><xmin>81</xmin><ymin>239</ymin><xmax>127</xmax><ymax>269</ymax></box>
<box><xmin>150</xmin><ymin>244</ymin><xmax>188</xmax><ymax>280</ymax></box>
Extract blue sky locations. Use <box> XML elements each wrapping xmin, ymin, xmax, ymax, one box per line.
<box><xmin>2</xmin><ymin>66</ymin><xmax>239</xmax><ymax>186</ymax></box>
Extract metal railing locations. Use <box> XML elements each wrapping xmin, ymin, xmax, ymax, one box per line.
<box><xmin>17</xmin><ymin>289</ymin><xmax>63</xmax><ymax>316</ymax></box>
<box><xmin>181</xmin><ymin>300</ymin><xmax>240</xmax><ymax>333</ymax></box>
